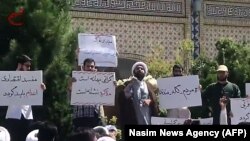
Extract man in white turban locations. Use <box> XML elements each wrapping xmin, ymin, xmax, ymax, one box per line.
<box><xmin>124</xmin><ymin>62</ymin><xmax>158</xmax><ymax>125</ymax></box>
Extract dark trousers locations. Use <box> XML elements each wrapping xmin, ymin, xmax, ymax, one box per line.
<box><xmin>3</xmin><ymin>115</ymin><xmax>33</xmax><ymax>141</ymax></box>
<box><xmin>73</xmin><ymin>117</ymin><xmax>102</xmax><ymax>131</ymax></box>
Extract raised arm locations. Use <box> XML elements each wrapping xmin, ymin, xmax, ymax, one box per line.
<box><xmin>219</xmin><ymin>96</ymin><xmax>228</xmax><ymax>125</ymax></box>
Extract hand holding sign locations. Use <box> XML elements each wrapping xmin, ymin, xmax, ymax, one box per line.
<box><xmin>219</xmin><ymin>96</ymin><xmax>228</xmax><ymax>110</ymax></box>
<box><xmin>0</xmin><ymin>71</ymin><xmax>43</xmax><ymax>105</ymax></box>
<box><xmin>41</xmin><ymin>83</ymin><xmax>46</xmax><ymax>91</ymax></box>
<box><xmin>71</xmin><ymin>71</ymin><xmax>116</xmax><ymax>105</ymax></box>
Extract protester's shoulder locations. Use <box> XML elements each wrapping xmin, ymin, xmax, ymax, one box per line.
<box><xmin>124</xmin><ymin>80</ymin><xmax>132</xmax><ymax>86</ymax></box>
<box><xmin>115</xmin><ymin>79</ymin><xmax>131</xmax><ymax>93</ymax></box>
<box><xmin>206</xmin><ymin>82</ymin><xmax>217</xmax><ymax>88</ymax></box>
<box><xmin>228</xmin><ymin>81</ymin><xmax>240</xmax><ymax>88</ymax></box>
<box><xmin>202</xmin><ymin>83</ymin><xmax>217</xmax><ymax>95</ymax></box>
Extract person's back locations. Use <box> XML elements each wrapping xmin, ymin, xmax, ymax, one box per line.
<box><xmin>35</xmin><ymin>121</ymin><xmax>57</xmax><ymax>141</ymax></box>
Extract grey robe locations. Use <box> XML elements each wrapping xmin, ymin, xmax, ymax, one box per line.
<box><xmin>124</xmin><ymin>79</ymin><xmax>151</xmax><ymax>125</ymax></box>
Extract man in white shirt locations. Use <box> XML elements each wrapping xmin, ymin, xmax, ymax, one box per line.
<box><xmin>3</xmin><ymin>54</ymin><xmax>46</xmax><ymax>141</ymax></box>
<box><xmin>166</xmin><ymin>64</ymin><xmax>191</xmax><ymax>118</ymax></box>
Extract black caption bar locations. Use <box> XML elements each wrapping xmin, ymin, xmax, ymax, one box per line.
<box><xmin>124</xmin><ymin>125</ymin><xmax>250</xmax><ymax>140</ymax></box>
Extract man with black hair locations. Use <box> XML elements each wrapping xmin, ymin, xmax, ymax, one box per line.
<box><xmin>4</xmin><ymin>54</ymin><xmax>46</xmax><ymax>141</ymax></box>
<box><xmin>172</xmin><ymin>64</ymin><xmax>184</xmax><ymax>77</ymax></box>
<box><xmin>68</xmin><ymin>58</ymin><xmax>105</xmax><ymax>130</ymax></box>
<box><xmin>69</xmin><ymin>127</ymin><xmax>97</xmax><ymax>141</ymax></box>
<box><xmin>37</xmin><ymin>121</ymin><xmax>58</xmax><ymax>141</ymax></box>
<box><xmin>166</xmin><ymin>64</ymin><xmax>191</xmax><ymax>118</ymax></box>
<box><xmin>202</xmin><ymin>65</ymin><xmax>241</xmax><ymax>125</ymax></box>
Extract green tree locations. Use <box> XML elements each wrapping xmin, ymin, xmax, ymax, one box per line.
<box><xmin>215</xmin><ymin>38</ymin><xmax>250</xmax><ymax>97</ymax></box>
<box><xmin>0</xmin><ymin>0</ymin><xmax>80</xmax><ymax>140</ymax></box>
<box><xmin>191</xmin><ymin>55</ymin><xmax>217</xmax><ymax>89</ymax></box>
<box><xmin>176</xmin><ymin>39</ymin><xmax>194</xmax><ymax>74</ymax></box>
<box><xmin>190</xmin><ymin>38</ymin><xmax>250</xmax><ymax>118</ymax></box>
<box><xmin>146</xmin><ymin>45</ymin><xmax>171</xmax><ymax>79</ymax></box>
<box><xmin>193</xmin><ymin>38</ymin><xmax>250</xmax><ymax>96</ymax></box>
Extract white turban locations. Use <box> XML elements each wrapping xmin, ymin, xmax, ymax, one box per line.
<box><xmin>25</xmin><ymin>130</ymin><xmax>38</xmax><ymax>141</ymax></box>
<box><xmin>0</xmin><ymin>127</ymin><xmax>10</xmax><ymax>141</ymax></box>
<box><xmin>131</xmin><ymin>61</ymin><xmax>148</xmax><ymax>76</ymax></box>
<box><xmin>93</xmin><ymin>126</ymin><xmax>109</xmax><ymax>136</ymax></box>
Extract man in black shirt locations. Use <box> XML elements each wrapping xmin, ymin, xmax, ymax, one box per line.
<box><xmin>202</xmin><ymin>65</ymin><xmax>241</xmax><ymax>125</ymax></box>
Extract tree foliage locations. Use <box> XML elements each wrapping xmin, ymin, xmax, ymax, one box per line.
<box><xmin>192</xmin><ymin>38</ymin><xmax>250</xmax><ymax>96</ymax></box>
<box><xmin>190</xmin><ymin>38</ymin><xmax>250</xmax><ymax>118</ymax></box>
<box><xmin>176</xmin><ymin>39</ymin><xmax>194</xmax><ymax>75</ymax></box>
<box><xmin>145</xmin><ymin>45</ymin><xmax>171</xmax><ymax>79</ymax></box>
<box><xmin>216</xmin><ymin>38</ymin><xmax>250</xmax><ymax>96</ymax></box>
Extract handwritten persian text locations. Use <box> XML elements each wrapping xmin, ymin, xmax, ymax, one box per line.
<box><xmin>159</xmin><ymin>84</ymin><xmax>198</xmax><ymax>100</ymax></box>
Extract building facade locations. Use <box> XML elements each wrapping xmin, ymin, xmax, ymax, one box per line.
<box><xmin>70</xmin><ymin>0</ymin><xmax>250</xmax><ymax>78</ymax></box>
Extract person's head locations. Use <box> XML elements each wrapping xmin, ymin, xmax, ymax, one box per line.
<box><xmin>97</xmin><ymin>136</ymin><xmax>115</xmax><ymax>141</ymax></box>
<box><xmin>37</xmin><ymin>121</ymin><xmax>58</xmax><ymax>141</ymax></box>
<box><xmin>216</xmin><ymin>65</ymin><xmax>229</xmax><ymax>82</ymax></box>
<box><xmin>69</xmin><ymin>128</ymin><xmax>97</xmax><ymax>141</ymax></box>
<box><xmin>25</xmin><ymin>130</ymin><xmax>38</xmax><ymax>141</ymax></box>
<box><xmin>82</xmin><ymin>58</ymin><xmax>96</xmax><ymax>71</ymax></box>
<box><xmin>16</xmin><ymin>54</ymin><xmax>32</xmax><ymax>71</ymax></box>
<box><xmin>105</xmin><ymin>125</ymin><xmax>117</xmax><ymax>140</ymax></box>
<box><xmin>93</xmin><ymin>126</ymin><xmax>109</xmax><ymax>139</ymax></box>
<box><xmin>0</xmin><ymin>126</ymin><xmax>10</xmax><ymax>141</ymax></box>
<box><xmin>237</xmin><ymin>122</ymin><xmax>250</xmax><ymax>125</ymax></box>
<box><xmin>172</xmin><ymin>64</ymin><xmax>183</xmax><ymax>77</ymax></box>
<box><xmin>131</xmin><ymin>62</ymin><xmax>148</xmax><ymax>81</ymax></box>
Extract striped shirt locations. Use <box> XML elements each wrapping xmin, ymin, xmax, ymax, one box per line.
<box><xmin>72</xmin><ymin>105</ymin><xmax>99</xmax><ymax>119</ymax></box>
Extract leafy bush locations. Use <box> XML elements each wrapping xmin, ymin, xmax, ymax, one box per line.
<box><xmin>190</xmin><ymin>38</ymin><xmax>250</xmax><ymax>118</ymax></box>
